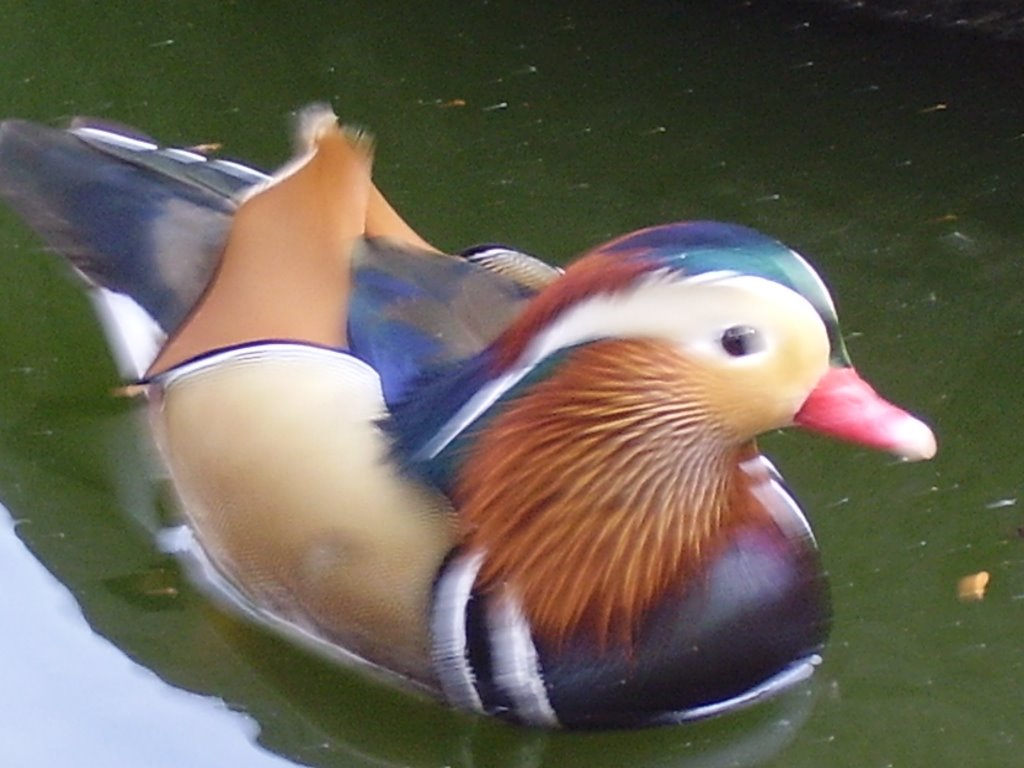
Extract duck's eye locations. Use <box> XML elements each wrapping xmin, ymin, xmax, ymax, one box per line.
<box><xmin>720</xmin><ymin>325</ymin><xmax>763</xmax><ymax>357</ymax></box>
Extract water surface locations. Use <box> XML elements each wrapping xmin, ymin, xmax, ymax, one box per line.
<box><xmin>0</xmin><ymin>2</ymin><xmax>1021</xmax><ymax>766</ymax></box>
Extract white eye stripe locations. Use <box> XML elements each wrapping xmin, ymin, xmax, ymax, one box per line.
<box><xmin>536</xmin><ymin>273</ymin><xmax>815</xmax><ymax>359</ymax></box>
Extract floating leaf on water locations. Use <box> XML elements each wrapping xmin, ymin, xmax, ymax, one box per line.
<box><xmin>957</xmin><ymin>571</ymin><xmax>990</xmax><ymax>602</ymax></box>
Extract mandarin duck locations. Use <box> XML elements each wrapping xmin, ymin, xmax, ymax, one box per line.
<box><xmin>0</xmin><ymin>107</ymin><xmax>936</xmax><ymax>729</ymax></box>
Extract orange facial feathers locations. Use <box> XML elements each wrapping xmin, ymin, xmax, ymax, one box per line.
<box><xmin>455</xmin><ymin>339</ymin><xmax>768</xmax><ymax>651</ymax></box>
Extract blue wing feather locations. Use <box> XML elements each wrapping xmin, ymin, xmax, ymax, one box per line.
<box><xmin>382</xmin><ymin>349</ymin><xmax>500</xmax><ymax>493</ymax></box>
<box><xmin>350</xmin><ymin>238</ymin><xmax>547</xmax><ymax>404</ymax></box>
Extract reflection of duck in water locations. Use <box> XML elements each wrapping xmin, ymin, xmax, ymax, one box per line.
<box><xmin>0</xmin><ymin>108</ymin><xmax>935</xmax><ymax>729</ymax></box>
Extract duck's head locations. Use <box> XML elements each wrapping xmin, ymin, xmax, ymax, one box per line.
<box><xmin>546</xmin><ymin>220</ymin><xmax>937</xmax><ymax>460</ymax></box>
<box><xmin>398</xmin><ymin>220</ymin><xmax>935</xmax><ymax>480</ymax></box>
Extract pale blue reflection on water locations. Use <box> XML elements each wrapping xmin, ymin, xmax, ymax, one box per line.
<box><xmin>0</xmin><ymin>503</ymin><xmax>300</xmax><ymax>768</ymax></box>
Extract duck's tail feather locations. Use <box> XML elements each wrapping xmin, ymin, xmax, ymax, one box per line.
<box><xmin>0</xmin><ymin>111</ymin><xmax>561</xmax><ymax>385</ymax></box>
<box><xmin>0</xmin><ymin>119</ymin><xmax>267</xmax><ymax>378</ymax></box>
<box><xmin>70</xmin><ymin>118</ymin><xmax>268</xmax><ymax>200</ymax></box>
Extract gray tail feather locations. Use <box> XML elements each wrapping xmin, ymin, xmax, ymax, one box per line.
<box><xmin>0</xmin><ymin>118</ymin><xmax>267</xmax><ymax>378</ymax></box>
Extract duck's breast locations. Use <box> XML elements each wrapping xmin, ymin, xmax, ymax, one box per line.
<box><xmin>151</xmin><ymin>342</ymin><xmax>456</xmax><ymax>686</ymax></box>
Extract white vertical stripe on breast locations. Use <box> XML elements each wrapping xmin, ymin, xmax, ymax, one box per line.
<box><xmin>431</xmin><ymin>551</ymin><xmax>486</xmax><ymax>714</ymax></box>
<box><xmin>740</xmin><ymin>455</ymin><xmax>815</xmax><ymax>544</ymax></box>
<box><xmin>488</xmin><ymin>595</ymin><xmax>559</xmax><ymax>727</ymax></box>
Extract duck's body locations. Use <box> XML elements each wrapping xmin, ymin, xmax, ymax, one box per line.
<box><xmin>153</xmin><ymin>344</ymin><xmax>453</xmax><ymax>686</ymax></box>
<box><xmin>0</xmin><ymin>109</ymin><xmax>935</xmax><ymax>728</ymax></box>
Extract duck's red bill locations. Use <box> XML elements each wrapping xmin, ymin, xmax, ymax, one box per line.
<box><xmin>794</xmin><ymin>367</ymin><xmax>936</xmax><ymax>461</ymax></box>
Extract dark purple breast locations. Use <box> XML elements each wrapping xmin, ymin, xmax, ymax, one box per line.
<box><xmin>432</xmin><ymin>506</ymin><xmax>831</xmax><ymax>729</ymax></box>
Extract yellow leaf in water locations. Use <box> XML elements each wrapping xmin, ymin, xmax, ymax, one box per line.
<box><xmin>957</xmin><ymin>571</ymin><xmax>990</xmax><ymax>602</ymax></box>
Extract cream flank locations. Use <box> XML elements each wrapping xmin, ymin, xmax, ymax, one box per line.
<box><xmin>152</xmin><ymin>345</ymin><xmax>455</xmax><ymax>684</ymax></box>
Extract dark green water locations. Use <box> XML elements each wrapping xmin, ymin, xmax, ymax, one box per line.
<box><xmin>0</xmin><ymin>2</ymin><xmax>1020</xmax><ymax>766</ymax></box>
